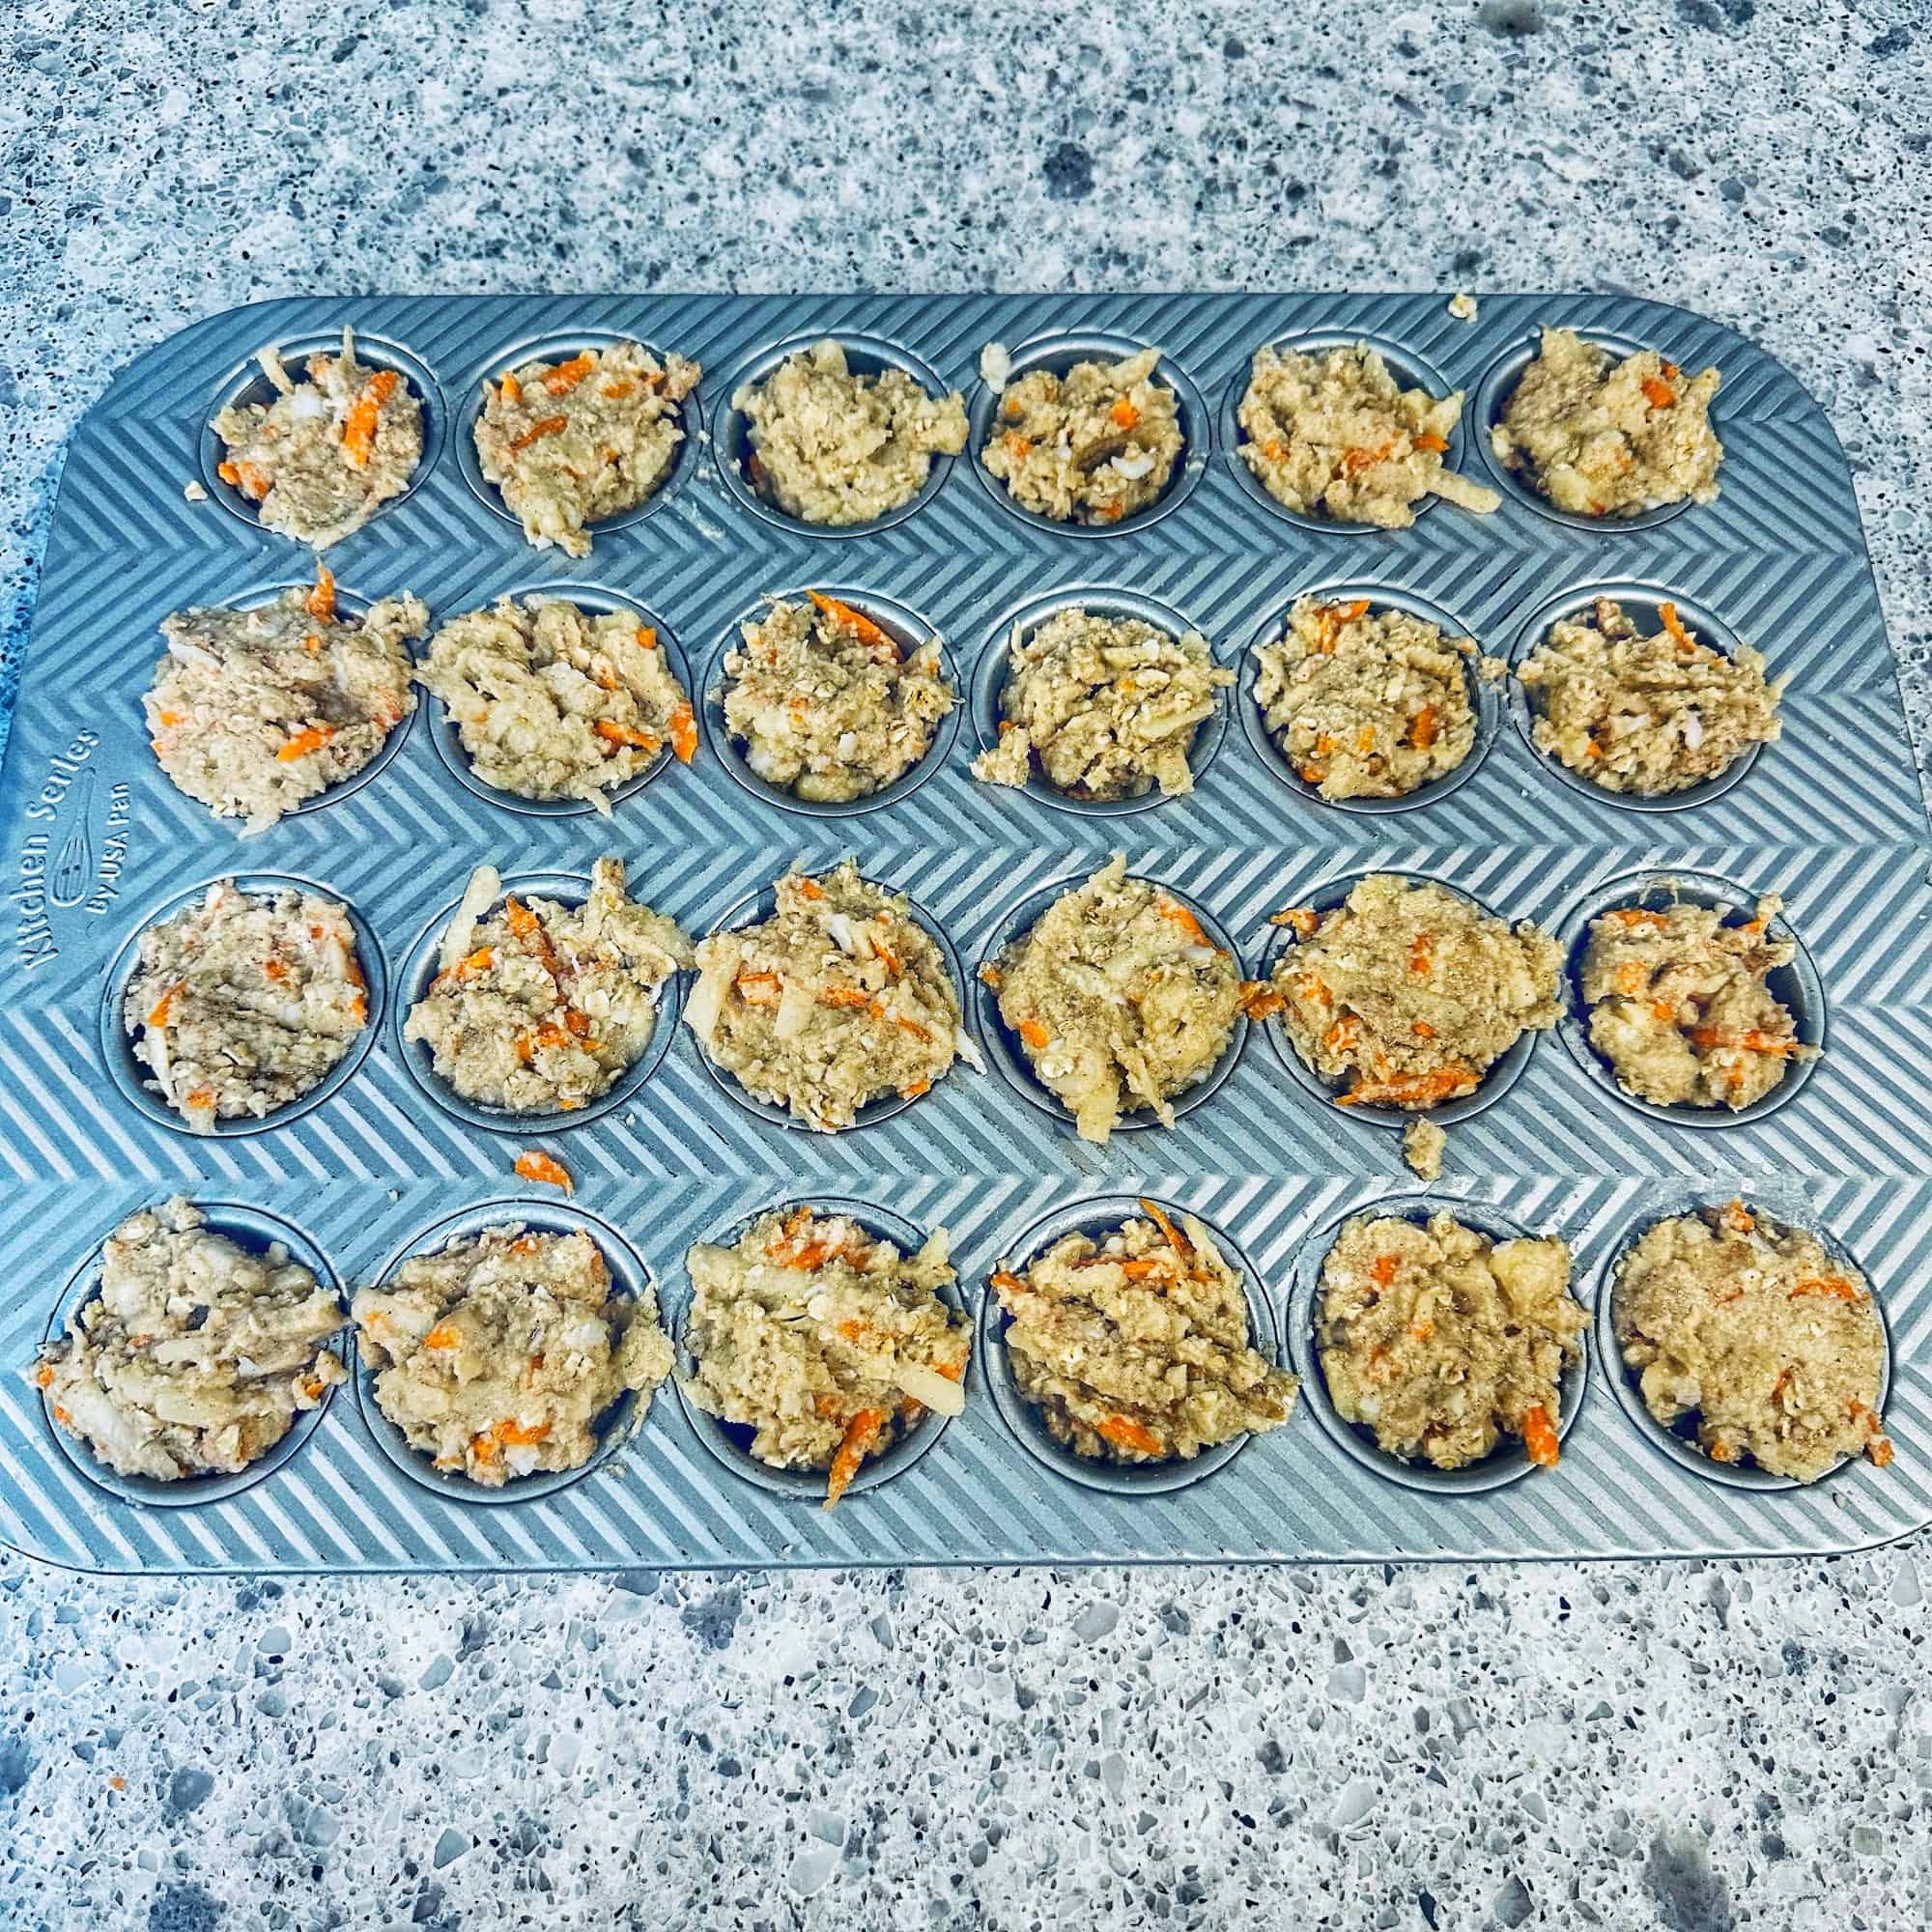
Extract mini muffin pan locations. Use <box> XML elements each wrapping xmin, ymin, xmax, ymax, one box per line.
<box><xmin>1</xmin><ymin>292</ymin><xmax>1927</xmax><ymax>1576</ymax></box>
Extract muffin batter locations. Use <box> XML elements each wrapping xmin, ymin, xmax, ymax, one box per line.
<box><xmin>212</xmin><ymin>327</ymin><xmax>423</xmax><ymax>547</ymax></box>
<box><xmin>685</xmin><ymin>864</ymin><xmax>976</xmax><ymax>1131</ymax></box>
<box><xmin>1612</xmin><ymin>1201</ymin><xmax>1891</xmax><ymax>1480</ymax></box>
<box><xmin>1518</xmin><ymin>596</ymin><xmax>1782</xmax><ymax>796</ymax></box>
<box><xmin>474</xmin><ymin>340</ymin><xmax>701</xmax><ymax>556</ymax></box>
<box><xmin>972</xmin><ymin>607</ymin><xmax>1230</xmax><ymax>801</ymax></box>
<box><xmin>1580</xmin><ymin>895</ymin><xmax>1815</xmax><ymax>1110</ymax></box>
<box><xmin>30</xmin><ymin>1198</ymin><xmax>345</xmax><ymax>1482</ymax></box>
<box><xmin>146</xmin><ymin>571</ymin><xmax>425</xmax><ymax>834</ymax></box>
<box><xmin>682</xmin><ymin>1205</ymin><xmax>969</xmax><ymax>1507</ymax></box>
<box><xmin>1236</xmin><ymin>341</ymin><xmax>1499</xmax><ymax>526</ymax></box>
<box><xmin>990</xmin><ymin>1201</ymin><xmax>1297</xmax><ymax>1463</ymax></box>
<box><xmin>1492</xmin><ymin>326</ymin><xmax>1722</xmax><ymax>516</ymax></box>
<box><xmin>416</xmin><ymin>596</ymin><xmax>696</xmax><ymax>810</ymax></box>
<box><xmin>721</xmin><ymin>592</ymin><xmax>955</xmax><ymax>803</ymax></box>
<box><xmin>1254</xmin><ymin>596</ymin><xmax>1499</xmax><ymax>801</ymax></box>
<box><xmin>982</xmin><ymin>347</ymin><xmax>1182</xmax><ymax>525</ymax></box>
<box><xmin>985</xmin><ymin>857</ymin><xmax>1255</xmax><ymax>1143</ymax></box>
<box><xmin>405</xmin><ymin>859</ymin><xmax>690</xmax><ymax>1115</ymax></box>
<box><xmin>353</xmin><ymin>1223</ymin><xmax>672</xmax><ymax>1486</ymax></box>
<box><xmin>1318</xmin><ymin>1210</ymin><xmax>1583</xmax><ymax>1470</ymax></box>
<box><xmin>1270</xmin><ymin>875</ymin><xmax>1561</xmax><ymax>1110</ymax></box>
<box><xmin>124</xmin><ymin>881</ymin><xmax>369</xmax><ymax>1131</ymax></box>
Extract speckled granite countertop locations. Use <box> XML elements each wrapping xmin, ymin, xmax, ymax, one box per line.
<box><xmin>3</xmin><ymin>3</ymin><xmax>1930</xmax><ymax>1926</ymax></box>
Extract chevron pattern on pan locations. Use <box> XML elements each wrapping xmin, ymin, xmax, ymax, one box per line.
<box><xmin>3</xmin><ymin>292</ymin><xmax>1926</xmax><ymax>1576</ymax></box>
<box><xmin>1</xmin><ymin>1170</ymin><xmax>1927</xmax><ymax>1575</ymax></box>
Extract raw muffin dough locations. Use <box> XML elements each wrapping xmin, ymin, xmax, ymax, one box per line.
<box><xmin>1403</xmin><ymin>1118</ymin><xmax>1446</xmax><ymax>1181</ymax></box>
<box><xmin>1253</xmin><ymin>596</ymin><xmax>1501</xmax><ymax>801</ymax></box>
<box><xmin>212</xmin><ymin>327</ymin><xmax>423</xmax><ymax>548</ymax></box>
<box><xmin>1518</xmin><ymin>596</ymin><xmax>1782</xmax><ymax>796</ymax></box>
<box><xmin>124</xmin><ymin>880</ymin><xmax>369</xmax><ymax>1132</ymax></box>
<box><xmin>1270</xmin><ymin>875</ymin><xmax>1561</xmax><ymax>1110</ymax></box>
<box><xmin>473</xmin><ymin>340</ymin><xmax>701</xmax><ymax>556</ymax></box>
<box><xmin>1491</xmin><ymin>326</ymin><xmax>1722</xmax><ymax>516</ymax></box>
<box><xmin>405</xmin><ymin>858</ymin><xmax>691</xmax><ymax>1115</ymax></box>
<box><xmin>1612</xmin><ymin>1201</ymin><xmax>1891</xmax><ymax>1480</ymax></box>
<box><xmin>685</xmin><ymin>864</ymin><xmax>977</xmax><ymax>1131</ymax></box>
<box><xmin>972</xmin><ymin>607</ymin><xmax>1231</xmax><ymax>802</ymax></box>
<box><xmin>984</xmin><ymin>856</ymin><xmax>1258</xmax><ymax>1143</ymax></box>
<box><xmin>29</xmin><ymin>1198</ymin><xmax>345</xmax><ymax>1482</ymax></box>
<box><xmin>733</xmin><ymin>338</ymin><xmax>967</xmax><ymax>526</ymax></box>
<box><xmin>982</xmin><ymin>347</ymin><xmax>1183</xmax><ymax>525</ymax></box>
<box><xmin>722</xmin><ymin>592</ymin><xmax>955</xmax><ymax>803</ymax></box>
<box><xmin>352</xmin><ymin>1223</ymin><xmax>672</xmax><ymax>1486</ymax></box>
<box><xmin>1317</xmin><ymin>1211</ymin><xmax>1583</xmax><ymax>1470</ymax></box>
<box><xmin>990</xmin><ymin>1200</ymin><xmax>1297</xmax><ymax>1463</ymax></box>
<box><xmin>146</xmin><ymin>571</ymin><xmax>425</xmax><ymax>835</ymax></box>
<box><xmin>416</xmin><ymin>597</ymin><xmax>696</xmax><ymax>810</ymax></box>
<box><xmin>1236</xmin><ymin>342</ymin><xmax>1499</xmax><ymax>527</ymax></box>
<box><xmin>682</xmin><ymin>1205</ymin><xmax>970</xmax><ymax>1507</ymax></box>
<box><xmin>1580</xmin><ymin>895</ymin><xmax>1816</xmax><ymax>1111</ymax></box>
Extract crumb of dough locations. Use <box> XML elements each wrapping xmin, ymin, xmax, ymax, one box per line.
<box><xmin>124</xmin><ymin>880</ymin><xmax>368</xmax><ymax>1131</ymax></box>
<box><xmin>979</xmin><ymin>341</ymin><xmax>1013</xmax><ymax>390</ymax></box>
<box><xmin>1492</xmin><ymin>325</ymin><xmax>1722</xmax><ymax>516</ymax></box>
<box><xmin>983</xmin><ymin>347</ymin><xmax>1182</xmax><ymax>525</ymax></box>
<box><xmin>734</xmin><ymin>338</ymin><xmax>966</xmax><ymax>526</ymax></box>
<box><xmin>405</xmin><ymin>857</ymin><xmax>690</xmax><ymax>1115</ymax></box>
<box><xmin>1236</xmin><ymin>341</ymin><xmax>1499</xmax><ymax>526</ymax></box>
<box><xmin>1318</xmin><ymin>1210</ymin><xmax>1582</xmax><ymax>1469</ymax></box>
<box><xmin>988</xmin><ymin>855</ymin><xmax>1254</xmax><ymax>1143</ymax></box>
<box><xmin>474</xmin><ymin>340</ymin><xmax>700</xmax><ymax>556</ymax></box>
<box><xmin>1612</xmin><ymin>1201</ymin><xmax>1890</xmax><ymax>1481</ymax></box>
<box><xmin>992</xmin><ymin>1204</ymin><xmax>1297</xmax><ymax>1463</ymax></box>
<box><xmin>28</xmin><ymin>1197</ymin><xmax>345</xmax><ymax>1481</ymax></box>
<box><xmin>212</xmin><ymin>327</ymin><xmax>424</xmax><ymax>547</ymax></box>
<box><xmin>683</xmin><ymin>1205</ymin><xmax>969</xmax><ymax>1507</ymax></box>
<box><xmin>722</xmin><ymin>593</ymin><xmax>955</xmax><ymax>803</ymax></box>
<box><xmin>973</xmin><ymin>607</ymin><xmax>1230</xmax><ymax>802</ymax></box>
<box><xmin>352</xmin><ymin>1223</ymin><xmax>671</xmax><ymax>1486</ymax></box>
<box><xmin>1270</xmin><ymin>875</ymin><xmax>1560</xmax><ymax>1111</ymax></box>
<box><xmin>1254</xmin><ymin>596</ymin><xmax>1497</xmax><ymax>801</ymax></box>
<box><xmin>416</xmin><ymin>597</ymin><xmax>696</xmax><ymax>810</ymax></box>
<box><xmin>1581</xmin><ymin>895</ymin><xmax>1816</xmax><ymax>1110</ymax></box>
<box><xmin>183</xmin><ymin>479</ymin><xmax>208</xmax><ymax>502</ymax></box>
<box><xmin>1403</xmin><ymin>1118</ymin><xmax>1446</xmax><ymax>1180</ymax></box>
<box><xmin>1518</xmin><ymin>595</ymin><xmax>1782</xmax><ymax>795</ymax></box>
<box><xmin>1447</xmin><ymin>293</ymin><xmax>1479</xmax><ymax>323</ymax></box>
<box><xmin>145</xmin><ymin>572</ymin><xmax>425</xmax><ymax>834</ymax></box>
<box><xmin>685</xmin><ymin>863</ymin><xmax>977</xmax><ymax>1131</ymax></box>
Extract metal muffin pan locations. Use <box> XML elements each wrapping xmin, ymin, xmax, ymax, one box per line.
<box><xmin>1</xmin><ymin>291</ymin><xmax>1926</xmax><ymax>1576</ymax></box>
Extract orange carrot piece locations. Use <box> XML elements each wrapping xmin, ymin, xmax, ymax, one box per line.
<box><xmin>1098</xmin><ymin>1413</ymin><xmax>1163</xmax><ymax>1458</ymax></box>
<box><xmin>1412</xmin><ymin>432</ymin><xmax>1449</xmax><ymax>454</ymax></box>
<box><xmin>1409</xmin><ymin>705</ymin><xmax>1439</xmax><ymax>750</ymax></box>
<box><xmin>1110</xmin><ymin>396</ymin><xmax>1141</xmax><ymax>431</ymax></box>
<box><xmin>424</xmin><ymin>1322</ymin><xmax>460</xmax><ymax>1350</ymax></box>
<box><xmin>594</xmin><ymin>719</ymin><xmax>661</xmax><ymax>752</ymax></box>
<box><xmin>276</xmin><ymin>724</ymin><xmax>335</xmax><ymax>762</ymax></box>
<box><xmin>497</xmin><ymin>1417</ymin><xmax>552</xmax><ymax>1446</ymax></box>
<box><xmin>1521</xmin><ymin>1403</ymin><xmax>1560</xmax><ymax>1467</ymax></box>
<box><xmin>145</xmin><ymin>980</ymin><xmax>185</xmax><ymax>1028</ymax></box>
<box><xmin>1641</xmin><ymin>375</ymin><xmax>1677</xmax><ymax>410</ymax></box>
<box><xmin>826</xmin><ymin>1407</ymin><xmax>888</xmax><ymax>1507</ymax></box>
<box><xmin>1337</xmin><ymin>1065</ymin><xmax>1477</xmax><ymax>1109</ymax></box>
<box><xmin>1658</xmin><ymin>602</ymin><xmax>1692</xmax><ymax>649</ymax></box>
<box><xmin>1018</xmin><ymin>1017</ymin><xmax>1050</xmax><ymax>1050</ymax></box>
<box><xmin>1157</xmin><ymin>897</ymin><xmax>1212</xmax><ymax>948</ymax></box>
<box><xmin>341</xmin><ymin>367</ymin><xmax>399</xmax><ymax>467</ymax></box>
<box><xmin>734</xmin><ymin>970</ymin><xmax>782</xmax><ymax>1007</ymax></box>
<box><xmin>305</xmin><ymin>564</ymin><xmax>336</xmax><ymax>621</ymax></box>
<box><xmin>1790</xmin><ymin>1275</ymin><xmax>1862</xmax><ymax>1303</ymax></box>
<box><xmin>513</xmin><ymin>1150</ymin><xmax>572</xmax><ymax>1193</ymax></box>
<box><xmin>669</xmin><ymin>702</ymin><xmax>697</xmax><ymax>763</ymax></box>
<box><xmin>509</xmin><ymin>414</ymin><xmax>568</xmax><ymax>451</ymax></box>
<box><xmin>806</xmin><ymin>589</ymin><xmax>896</xmax><ymax>658</ymax></box>
<box><xmin>542</xmin><ymin>352</ymin><xmax>596</xmax><ymax>395</ymax></box>
<box><xmin>1138</xmin><ymin>1197</ymin><xmax>1191</xmax><ymax>1260</ymax></box>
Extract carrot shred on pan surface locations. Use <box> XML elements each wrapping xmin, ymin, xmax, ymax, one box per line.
<box><xmin>825</xmin><ymin>1407</ymin><xmax>888</xmax><ymax>1508</ymax></box>
<box><xmin>513</xmin><ymin>1150</ymin><xmax>572</xmax><ymax>1192</ymax></box>
<box><xmin>1521</xmin><ymin>1403</ymin><xmax>1560</xmax><ymax>1467</ymax></box>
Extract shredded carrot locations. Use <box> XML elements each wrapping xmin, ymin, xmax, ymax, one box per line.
<box><xmin>424</xmin><ymin>1322</ymin><xmax>460</xmax><ymax>1350</ymax></box>
<box><xmin>1158</xmin><ymin>897</ymin><xmax>1212</xmax><ymax>948</ymax></box>
<box><xmin>669</xmin><ymin>702</ymin><xmax>697</xmax><ymax>763</ymax></box>
<box><xmin>542</xmin><ymin>352</ymin><xmax>596</xmax><ymax>396</ymax></box>
<box><xmin>1608</xmin><ymin>907</ymin><xmax>1667</xmax><ymax>930</ymax></box>
<box><xmin>263</xmin><ymin>956</ymin><xmax>289</xmax><ymax>984</ymax></box>
<box><xmin>793</xmin><ymin>875</ymin><xmax>826</xmax><ymax>900</ymax></box>
<box><xmin>306</xmin><ymin>563</ymin><xmax>336</xmax><ymax>621</ymax></box>
<box><xmin>1371</xmin><ymin>1254</ymin><xmax>1399</xmax><ymax>1288</ymax></box>
<box><xmin>1641</xmin><ymin>375</ymin><xmax>1677</xmax><ymax>411</ymax></box>
<box><xmin>899</xmin><ymin>1077</ymin><xmax>930</xmax><ymax>1100</ymax></box>
<box><xmin>1658</xmin><ymin>602</ymin><xmax>1692</xmax><ymax>649</ymax></box>
<box><xmin>594</xmin><ymin>719</ymin><xmax>661</xmax><ymax>752</ymax></box>
<box><xmin>1408</xmin><ymin>706</ymin><xmax>1439</xmax><ymax>751</ymax></box>
<box><xmin>1341</xmin><ymin>441</ymin><xmax>1393</xmax><ymax>476</ymax></box>
<box><xmin>35</xmin><ymin>1363</ymin><xmax>54</xmax><ymax>1389</ymax></box>
<box><xmin>990</xmin><ymin>1269</ymin><xmax>1028</xmax><ymax>1298</ymax></box>
<box><xmin>497</xmin><ymin>1417</ymin><xmax>552</xmax><ymax>1446</ymax></box>
<box><xmin>276</xmin><ymin>724</ymin><xmax>335</xmax><ymax>762</ymax></box>
<box><xmin>1239</xmin><ymin>981</ymin><xmax>1285</xmax><ymax>1021</ymax></box>
<box><xmin>438</xmin><ymin>947</ymin><xmax>495</xmax><ymax>985</ymax></box>
<box><xmin>341</xmin><ymin>367</ymin><xmax>399</xmax><ymax>467</ymax></box>
<box><xmin>1412</xmin><ymin>432</ymin><xmax>1449</xmax><ymax>454</ymax></box>
<box><xmin>1521</xmin><ymin>1403</ymin><xmax>1560</xmax><ymax>1468</ymax></box>
<box><xmin>826</xmin><ymin>1407</ymin><xmax>888</xmax><ymax>1507</ymax></box>
<box><xmin>1790</xmin><ymin>1275</ymin><xmax>1862</xmax><ymax>1303</ymax></box>
<box><xmin>1110</xmin><ymin>396</ymin><xmax>1141</xmax><ymax>431</ymax></box>
<box><xmin>1408</xmin><ymin>931</ymin><xmax>1433</xmax><ymax>977</ymax></box>
<box><xmin>806</xmin><ymin>589</ymin><xmax>896</xmax><ymax>659</ymax></box>
<box><xmin>1338</xmin><ymin>1065</ymin><xmax>1476</xmax><ymax>1108</ymax></box>
<box><xmin>513</xmin><ymin>1150</ymin><xmax>572</xmax><ymax>1193</ymax></box>
<box><xmin>231</xmin><ymin>459</ymin><xmax>273</xmax><ymax>500</ymax></box>
<box><xmin>216</xmin><ymin>460</ymin><xmax>242</xmax><ymax>486</ymax></box>
<box><xmin>1098</xmin><ymin>1413</ymin><xmax>1163</xmax><ymax>1458</ymax></box>
<box><xmin>1272</xmin><ymin>906</ymin><xmax>1319</xmax><ymax>939</ymax></box>
<box><xmin>1002</xmin><ymin>430</ymin><xmax>1032</xmax><ymax>462</ymax></box>
<box><xmin>497</xmin><ymin>370</ymin><xmax>523</xmax><ymax>404</ymax></box>
<box><xmin>1410</xmin><ymin>1319</ymin><xmax>1434</xmax><ymax>1344</ymax></box>
<box><xmin>819</xmin><ymin>985</ymin><xmax>873</xmax><ymax>1009</ymax></box>
<box><xmin>1688</xmin><ymin>1027</ymin><xmax>1801</xmax><ymax>1055</ymax></box>
<box><xmin>978</xmin><ymin>962</ymin><xmax>1005</xmax><ymax>990</ymax></box>
<box><xmin>145</xmin><ymin>981</ymin><xmax>185</xmax><ymax>1028</ymax></box>
<box><xmin>510</xmin><ymin>414</ymin><xmax>568</xmax><ymax>451</ymax></box>
<box><xmin>1719</xmin><ymin>1201</ymin><xmax>1754</xmax><ymax>1235</ymax></box>
<box><xmin>1018</xmin><ymin>1017</ymin><xmax>1050</xmax><ymax>1050</ymax></box>
<box><xmin>600</xmin><ymin>378</ymin><xmax>638</xmax><ymax>399</ymax></box>
<box><xmin>735</xmin><ymin>970</ymin><xmax>782</xmax><ymax>1007</ymax></box>
<box><xmin>1138</xmin><ymin>1197</ymin><xmax>1191</xmax><ymax>1260</ymax></box>
<box><xmin>184</xmin><ymin>1087</ymin><xmax>216</xmax><ymax>1111</ymax></box>
<box><xmin>1412</xmin><ymin>1020</ymin><xmax>1435</xmax><ymax>1039</ymax></box>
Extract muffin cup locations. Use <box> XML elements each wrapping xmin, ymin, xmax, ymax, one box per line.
<box><xmin>980</xmin><ymin>1193</ymin><xmax>1284</xmax><ymax>1495</ymax></box>
<box><xmin>1286</xmin><ymin>1193</ymin><xmax>1589</xmax><ymax>1497</ymax></box>
<box><xmin>967</xmin><ymin>584</ymin><xmax>1230</xmax><ymax>817</ymax></box>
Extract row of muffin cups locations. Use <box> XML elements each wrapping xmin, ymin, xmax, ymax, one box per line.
<box><xmin>101</xmin><ymin>859</ymin><xmax>1826</xmax><ymax>1148</ymax></box>
<box><xmin>206</xmin><ymin>573</ymin><xmax>1775</xmax><ymax>827</ymax></box>
<box><xmin>197</xmin><ymin>320</ymin><xmax>1721</xmax><ymax>549</ymax></box>
<box><xmin>36</xmin><ymin>1179</ymin><xmax>1892</xmax><ymax>1526</ymax></box>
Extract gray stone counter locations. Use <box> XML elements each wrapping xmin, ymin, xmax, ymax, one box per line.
<box><xmin>2</xmin><ymin>2</ymin><xmax>1928</xmax><ymax>1925</ymax></box>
